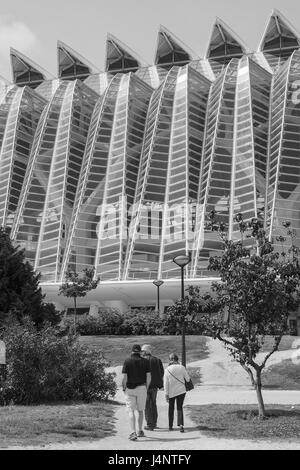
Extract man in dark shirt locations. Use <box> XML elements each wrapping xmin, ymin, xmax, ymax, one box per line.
<box><xmin>141</xmin><ymin>344</ymin><xmax>164</xmax><ymax>431</ymax></box>
<box><xmin>122</xmin><ymin>344</ymin><xmax>151</xmax><ymax>441</ymax></box>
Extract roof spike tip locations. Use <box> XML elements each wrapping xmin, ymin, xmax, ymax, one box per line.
<box><xmin>10</xmin><ymin>48</ymin><xmax>54</xmax><ymax>88</ymax></box>
<box><xmin>205</xmin><ymin>18</ymin><xmax>248</xmax><ymax>62</ymax></box>
<box><xmin>155</xmin><ymin>25</ymin><xmax>197</xmax><ymax>69</ymax></box>
<box><xmin>57</xmin><ymin>40</ymin><xmax>100</xmax><ymax>80</ymax></box>
<box><xmin>258</xmin><ymin>9</ymin><xmax>300</xmax><ymax>53</ymax></box>
<box><xmin>105</xmin><ymin>34</ymin><xmax>147</xmax><ymax>73</ymax></box>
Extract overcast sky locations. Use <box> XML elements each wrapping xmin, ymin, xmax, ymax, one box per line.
<box><xmin>1</xmin><ymin>0</ymin><xmax>300</xmax><ymax>80</ymax></box>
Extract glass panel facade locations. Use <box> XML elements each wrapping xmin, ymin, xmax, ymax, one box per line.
<box><xmin>0</xmin><ymin>86</ymin><xmax>47</xmax><ymax>230</ymax></box>
<box><xmin>2</xmin><ymin>15</ymin><xmax>300</xmax><ymax>284</ymax></box>
<box><xmin>266</xmin><ymin>50</ymin><xmax>300</xmax><ymax>250</ymax></box>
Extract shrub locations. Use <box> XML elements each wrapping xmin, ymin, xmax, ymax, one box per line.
<box><xmin>59</xmin><ymin>307</ymin><xmax>205</xmax><ymax>336</ymax></box>
<box><xmin>0</xmin><ymin>318</ymin><xmax>116</xmax><ymax>405</ymax></box>
<box><xmin>61</xmin><ymin>308</ymin><xmax>124</xmax><ymax>335</ymax></box>
<box><xmin>122</xmin><ymin>309</ymin><xmax>164</xmax><ymax>335</ymax></box>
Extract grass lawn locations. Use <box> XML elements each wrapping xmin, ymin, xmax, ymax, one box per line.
<box><xmin>262</xmin><ymin>359</ymin><xmax>300</xmax><ymax>390</ymax></box>
<box><xmin>79</xmin><ymin>335</ymin><xmax>209</xmax><ymax>366</ymax></box>
<box><xmin>0</xmin><ymin>401</ymin><xmax>119</xmax><ymax>448</ymax></box>
<box><xmin>186</xmin><ymin>404</ymin><xmax>300</xmax><ymax>440</ymax></box>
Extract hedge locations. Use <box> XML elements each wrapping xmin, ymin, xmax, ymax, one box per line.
<box><xmin>60</xmin><ymin>307</ymin><xmax>205</xmax><ymax>336</ymax></box>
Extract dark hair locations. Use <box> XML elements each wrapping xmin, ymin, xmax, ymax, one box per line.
<box><xmin>132</xmin><ymin>344</ymin><xmax>141</xmax><ymax>353</ymax></box>
<box><xmin>169</xmin><ymin>353</ymin><xmax>179</xmax><ymax>362</ymax></box>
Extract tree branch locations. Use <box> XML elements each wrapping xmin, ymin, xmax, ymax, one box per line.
<box><xmin>239</xmin><ymin>360</ymin><xmax>256</xmax><ymax>387</ymax></box>
<box><xmin>259</xmin><ymin>335</ymin><xmax>283</xmax><ymax>371</ymax></box>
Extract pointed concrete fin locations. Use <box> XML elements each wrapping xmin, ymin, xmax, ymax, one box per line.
<box><xmin>10</xmin><ymin>48</ymin><xmax>53</xmax><ymax>88</ymax></box>
<box><xmin>206</xmin><ymin>18</ymin><xmax>247</xmax><ymax>61</ymax></box>
<box><xmin>105</xmin><ymin>34</ymin><xmax>146</xmax><ymax>73</ymax></box>
<box><xmin>259</xmin><ymin>9</ymin><xmax>300</xmax><ymax>52</ymax></box>
<box><xmin>155</xmin><ymin>25</ymin><xmax>195</xmax><ymax>67</ymax></box>
<box><xmin>58</xmin><ymin>40</ymin><xmax>100</xmax><ymax>80</ymax></box>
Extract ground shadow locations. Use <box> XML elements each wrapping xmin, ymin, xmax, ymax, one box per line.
<box><xmin>154</xmin><ymin>426</ymin><xmax>199</xmax><ymax>433</ymax></box>
<box><xmin>196</xmin><ymin>425</ymin><xmax>226</xmax><ymax>432</ymax></box>
<box><xmin>140</xmin><ymin>435</ymin><xmax>202</xmax><ymax>443</ymax></box>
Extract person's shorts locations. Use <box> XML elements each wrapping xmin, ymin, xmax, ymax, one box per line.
<box><xmin>124</xmin><ymin>385</ymin><xmax>147</xmax><ymax>411</ymax></box>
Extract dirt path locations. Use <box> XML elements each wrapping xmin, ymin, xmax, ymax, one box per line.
<box><xmin>5</xmin><ymin>338</ymin><xmax>300</xmax><ymax>450</ymax></box>
<box><xmin>189</xmin><ymin>337</ymin><xmax>298</xmax><ymax>386</ymax></box>
<box><xmin>7</xmin><ymin>385</ymin><xmax>300</xmax><ymax>450</ymax></box>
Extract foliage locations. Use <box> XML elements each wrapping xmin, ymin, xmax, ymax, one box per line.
<box><xmin>59</xmin><ymin>307</ymin><xmax>203</xmax><ymax>336</ymax></box>
<box><xmin>0</xmin><ymin>228</ymin><xmax>61</xmax><ymax>328</ymax></box>
<box><xmin>188</xmin><ymin>213</ymin><xmax>300</xmax><ymax>417</ymax></box>
<box><xmin>59</xmin><ymin>268</ymin><xmax>100</xmax><ymax>300</ymax></box>
<box><xmin>120</xmin><ymin>309</ymin><xmax>164</xmax><ymax>335</ymax></box>
<box><xmin>162</xmin><ymin>297</ymin><xmax>208</xmax><ymax>335</ymax></box>
<box><xmin>0</xmin><ymin>318</ymin><xmax>116</xmax><ymax>405</ymax></box>
<box><xmin>59</xmin><ymin>268</ymin><xmax>100</xmax><ymax>331</ymax></box>
<box><xmin>62</xmin><ymin>308</ymin><xmax>165</xmax><ymax>335</ymax></box>
<box><xmin>61</xmin><ymin>308</ymin><xmax>124</xmax><ymax>336</ymax></box>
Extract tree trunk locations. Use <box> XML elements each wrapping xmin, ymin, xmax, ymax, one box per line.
<box><xmin>255</xmin><ymin>369</ymin><xmax>265</xmax><ymax>418</ymax></box>
<box><xmin>74</xmin><ymin>296</ymin><xmax>77</xmax><ymax>333</ymax></box>
<box><xmin>241</xmin><ymin>363</ymin><xmax>256</xmax><ymax>389</ymax></box>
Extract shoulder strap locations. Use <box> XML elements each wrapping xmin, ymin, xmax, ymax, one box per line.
<box><xmin>167</xmin><ymin>367</ymin><xmax>184</xmax><ymax>385</ymax></box>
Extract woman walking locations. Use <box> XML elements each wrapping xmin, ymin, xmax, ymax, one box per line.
<box><xmin>164</xmin><ymin>353</ymin><xmax>191</xmax><ymax>432</ymax></box>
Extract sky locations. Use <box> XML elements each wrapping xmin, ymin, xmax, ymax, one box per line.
<box><xmin>1</xmin><ymin>0</ymin><xmax>300</xmax><ymax>80</ymax></box>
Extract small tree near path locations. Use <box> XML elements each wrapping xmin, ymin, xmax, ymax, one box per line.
<box><xmin>190</xmin><ymin>213</ymin><xmax>300</xmax><ymax>419</ymax></box>
<box><xmin>59</xmin><ymin>268</ymin><xmax>100</xmax><ymax>332</ymax></box>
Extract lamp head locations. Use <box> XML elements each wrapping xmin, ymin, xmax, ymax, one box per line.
<box><xmin>153</xmin><ymin>279</ymin><xmax>164</xmax><ymax>287</ymax></box>
<box><xmin>172</xmin><ymin>254</ymin><xmax>191</xmax><ymax>267</ymax></box>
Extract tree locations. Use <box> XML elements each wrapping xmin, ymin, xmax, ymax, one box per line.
<box><xmin>163</xmin><ymin>295</ymin><xmax>210</xmax><ymax>336</ymax></box>
<box><xmin>0</xmin><ymin>227</ymin><xmax>61</xmax><ymax>328</ymax></box>
<box><xmin>189</xmin><ymin>213</ymin><xmax>300</xmax><ymax>418</ymax></box>
<box><xmin>59</xmin><ymin>268</ymin><xmax>100</xmax><ymax>332</ymax></box>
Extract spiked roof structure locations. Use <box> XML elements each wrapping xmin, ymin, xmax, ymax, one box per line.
<box><xmin>10</xmin><ymin>48</ymin><xmax>53</xmax><ymax>88</ymax></box>
<box><xmin>105</xmin><ymin>34</ymin><xmax>147</xmax><ymax>73</ymax></box>
<box><xmin>154</xmin><ymin>25</ymin><xmax>196</xmax><ymax>68</ymax></box>
<box><xmin>259</xmin><ymin>9</ymin><xmax>300</xmax><ymax>53</ymax></box>
<box><xmin>2</xmin><ymin>10</ymin><xmax>300</xmax><ymax>324</ymax></box>
<box><xmin>57</xmin><ymin>40</ymin><xmax>100</xmax><ymax>80</ymax></box>
<box><xmin>206</xmin><ymin>17</ymin><xmax>247</xmax><ymax>62</ymax></box>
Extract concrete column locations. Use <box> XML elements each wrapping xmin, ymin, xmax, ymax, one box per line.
<box><xmin>102</xmin><ymin>300</ymin><xmax>129</xmax><ymax>314</ymax></box>
<box><xmin>89</xmin><ymin>302</ymin><xmax>101</xmax><ymax>317</ymax></box>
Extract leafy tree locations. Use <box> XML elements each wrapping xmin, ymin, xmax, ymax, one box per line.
<box><xmin>59</xmin><ymin>268</ymin><xmax>100</xmax><ymax>332</ymax></box>
<box><xmin>0</xmin><ymin>228</ymin><xmax>61</xmax><ymax>328</ymax></box>
<box><xmin>190</xmin><ymin>213</ymin><xmax>300</xmax><ymax>418</ymax></box>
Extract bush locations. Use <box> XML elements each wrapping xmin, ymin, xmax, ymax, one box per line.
<box><xmin>120</xmin><ymin>309</ymin><xmax>164</xmax><ymax>335</ymax></box>
<box><xmin>60</xmin><ymin>308</ymin><xmax>124</xmax><ymax>335</ymax></box>
<box><xmin>0</xmin><ymin>318</ymin><xmax>116</xmax><ymax>405</ymax></box>
<box><xmin>59</xmin><ymin>307</ymin><xmax>205</xmax><ymax>336</ymax></box>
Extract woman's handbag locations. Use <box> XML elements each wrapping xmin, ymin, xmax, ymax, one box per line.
<box><xmin>167</xmin><ymin>368</ymin><xmax>194</xmax><ymax>392</ymax></box>
<box><xmin>184</xmin><ymin>378</ymin><xmax>194</xmax><ymax>391</ymax></box>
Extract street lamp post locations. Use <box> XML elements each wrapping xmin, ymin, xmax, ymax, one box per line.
<box><xmin>172</xmin><ymin>254</ymin><xmax>191</xmax><ymax>367</ymax></box>
<box><xmin>153</xmin><ymin>279</ymin><xmax>164</xmax><ymax>315</ymax></box>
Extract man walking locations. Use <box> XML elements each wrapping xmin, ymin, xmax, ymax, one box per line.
<box><xmin>141</xmin><ymin>344</ymin><xmax>164</xmax><ymax>431</ymax></box>
<box><xmin>122</xmin><ymin>344</ymin><xmax>151</xmax><ymax>441</ymax></box>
